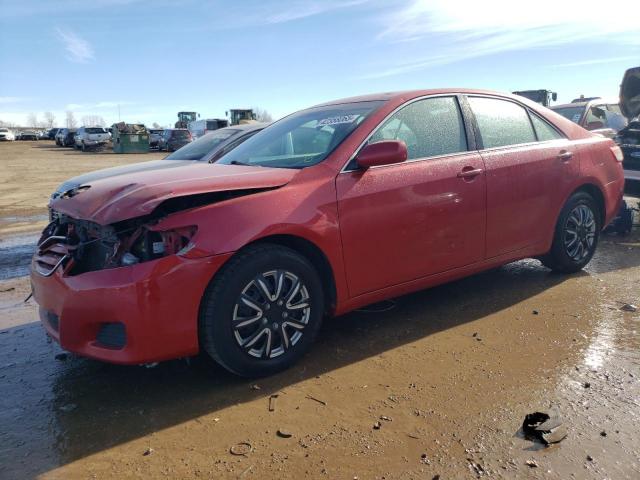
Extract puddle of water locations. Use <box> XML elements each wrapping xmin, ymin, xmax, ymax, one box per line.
<box><xmin>0</xmin><ymin>214</ymin><xmax>49</xmax><ymax>224</ymax></box>
<box><xmin>0</xmin><ymin>234</ymin><xmax>39</xmax><ymax>280</ymax></box>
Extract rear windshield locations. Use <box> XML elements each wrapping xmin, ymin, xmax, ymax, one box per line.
<box><xmin>165</xmin><ymin>129</ymin><xmax>239</xmax><ymax>161</ymax></box>
<box><xmin>171</xmin><ymin>130</ymin><xmax>191</xmax><ymax>139</ymax></box>
<box><xmin>219</xmin><ymin>101</ymin><xmax>384</xmax><ymax>169</ymax></box>
<box><xmin>86</xmin><ymin>127</ymin><xmax>106</xmax><ymax>133</ymax></box>
<box><xmin>551</xmin><ymin>106</ymin><xmax>585</xmax><ymax>124</ymax></box>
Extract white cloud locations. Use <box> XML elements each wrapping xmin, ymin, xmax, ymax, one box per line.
<box><xmin>54</xmin><ymin>28</ymin><xmax>94</xmax><ymax>63</ymax></box>
<box><xmin>265</xmin><ymin>0</ymin><xmax>369</xmax><ymax>24</ymax></box>
<box><xmin>549</xmin><ymin>56</ymin><xmax>640</xmax><ymax>68</ymax></box>
<box><xmin>370</xmin><ymin>0</ymin><xmax>639</xmax><ymax>78</ymax></box>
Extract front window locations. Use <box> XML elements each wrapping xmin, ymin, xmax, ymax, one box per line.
<box><xmin>551</xmin><ymin>106</ymin><xmax>585</xmax><ymax>124</ymax></box>
<box><xmin>218</xmin><ymin>101</ymin><xmax>384</xmax><ymax>169</ymax></box>
<box><xmin>165</xmin><ymin>129</ymin><xmax>239</xmax><ymax>161</ymax></box>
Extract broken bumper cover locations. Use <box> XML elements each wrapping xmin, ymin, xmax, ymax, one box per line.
<box><xmin>31</xmin><ymin>251</ymin><xmax>232</xmax><ymax>364</ymax></box>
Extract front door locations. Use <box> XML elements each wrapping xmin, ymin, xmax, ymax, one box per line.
<box><xmin>336</xmin><ymin>96</ymin><xmax>486</xmax><ymax>297</ymax></box>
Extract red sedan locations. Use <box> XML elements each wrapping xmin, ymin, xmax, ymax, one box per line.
<box><xmin>31</xmin><ymin>89</ymin><xmax>624</xmax><ymax>376</ymax></box>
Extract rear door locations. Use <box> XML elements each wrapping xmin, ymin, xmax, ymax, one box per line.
<box><xmin>336</xmin><ymin>96</ymin><xmax>486</xmax><ymax>296</ymax></box>
<box><xmin>467</xmin><ymin>96</ymin><xmax>576</xmax><ymax>258</ymax></box>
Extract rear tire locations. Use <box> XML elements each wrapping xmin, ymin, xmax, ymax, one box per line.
<box><xmin>541</xmin><ymin>192</ymin><xmax>601</xmax><ymax>273</ymax></box>
<box><xmin>199</xmin><ymin>244</ymin><xmax>324</xmax><ymax>377</ymax></box>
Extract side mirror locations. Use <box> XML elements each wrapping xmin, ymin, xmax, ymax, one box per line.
<box><xmin>552</xmin><ymin>92</ymin><xmax>558</xmax><ymax>102</ymax></box>
<box><xmin>356</xmin><ymin>140</ymin><xmax>407</xmax><ymax>169</ymax></box>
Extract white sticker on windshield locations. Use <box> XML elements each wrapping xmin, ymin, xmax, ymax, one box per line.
<box><xmin>318</xmin><ymin>114</ymin><xmax>358</xmax><ymax>127</ymax></box>
<box><xmin>571</xmin><ymin>114</ymin><xmax>581</xmax><ymax>123</ymax></box>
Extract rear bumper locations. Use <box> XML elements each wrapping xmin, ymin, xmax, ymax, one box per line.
<box><xmin>31</xmin><ymin>252</ymin><xmax>232</xmax><ymax>364</ymax></box>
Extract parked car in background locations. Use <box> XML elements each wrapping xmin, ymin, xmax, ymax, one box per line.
<box><xmin>49</xmin><ymin>123</ymin><xmax>267</xmax><ymax>201</ymax></box>
<box><xmin>47</xmin><ymin>128</ymin><xmax>60</xmax><ymax>140</ymax></box>
<box><xmin>56</xmin><ymin>128</ymin><xmax>77</xmax><ymax>147</ymax></box>
<box><xmin>617</xmin><ymin>66</ymin><xmax>640</xmax><ymax>188</ymax></box>
<box><xmin>157</xmin><ymin>128</ymin><xmax>192</xmax><ymax>151</ymax></box>
<box><xmin>33</xmin><ymin>89</ymin><xmax>624</xmax><ymax>377</ymax></box>
<box><xmin>38</xmin><ymin>130</ymin><xmax>49</xmax><ymax>140</ymax></box>
<box><xmin>20</xmin><ymin>131</ymin><xmax>38</xmax><ymax>141</ymax></box>
<box><xmin>0</xmin><ymin>128</ymin><xmax>15</xmax><ymax>141</ymax></box>
<box><xmin>551</xmin><ymin>98</ymin><xmax>627</xmax><ymax>138</ymax></box>
<box><xmin>148</xmin><ymin>129</ymin><xmax>164</xmax><ymax>149</ymax></box>
<box><xmin>74</xmin><ymin>126</ymin><xmax>111</xmax><ymax>151</ymax></box>
<box><xmin>55</xmin><ymin>129</ymin><xmax>66</xmax><ymax>145</ymax></box>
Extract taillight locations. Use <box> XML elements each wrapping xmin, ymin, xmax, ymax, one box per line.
<box><xmin>610</xmin><ymin>145</ymin><xmax>624</xmax><ymax>162</ymax></box>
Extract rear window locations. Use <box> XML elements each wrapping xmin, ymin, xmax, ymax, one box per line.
<box><xmin>551</xmin><ymin>106</ymin><xmax>585</xmax><ymax>124</ymax></box>
<box><xmin>0</xmin><ymin>128</ymin><xmax>8</xmax><ymax>132</ymax></box>
<box><xmin>86</xmin><ymin>128</ymin><xmax>106</xmax><ymax>134</ymax></box>
<box><xmin>171</xmin><ymin>130</ymin><xmax>191</xmax><ymax>139</ymax></box>
<box><xmin>469</xmin><ymin>97</ymin><xmax>536</xmax><ymax>148</ymax></box>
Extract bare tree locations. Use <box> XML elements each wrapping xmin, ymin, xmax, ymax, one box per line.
<box><xmin>81</xmin><ymin>115</ymin><xmax>106</xmax><ymax>127</ymax></box>
<box><xmin>65</xmin><ymin>111</ymin><xmax>77</xmax><ymax>128</ymax></box>
<box><xmin>27</xmin><ymin>113</ymin><xmax>38</xmax><ymax>128</ymax></box>
<box><xmin>43</xmin><ymin>111</ymin><xmax>56</xmax><ymax>129</ymax></box>
<box><xmin>253</xmin><ymin>107</ymin><xmax>273</xmax><ymax>123</ymax></box>
<box><xmin>152</xmin><ymin>122</ymin><xmax>161</xmax><ymax>129</ymax></box>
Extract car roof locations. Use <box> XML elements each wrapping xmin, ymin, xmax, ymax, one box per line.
<box><xmin>313</xmin><ymin>88</ymin><xmax>537</xmax><ymax>108</ymax></box>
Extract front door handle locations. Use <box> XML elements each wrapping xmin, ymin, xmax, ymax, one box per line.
<box><xmin>558</xmin><ymin>150</ymin><xmax>573</xmax><ymax>161</ymax></box>
<box><xmin>457</xmin><ymin>167</ymin><xmax>483</xmax><ymax>179</ymax></box>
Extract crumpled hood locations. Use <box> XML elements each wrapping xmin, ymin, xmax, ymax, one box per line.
<box><xmin>52</xmin><ymin>159</ymin><xmax>197</xmax><ymax>198</ymax></box>
<box><xmin>620</xmin><ymin>66</ymin><xmax>640</xmax><ymax>119</ymax></box>
<box><xmin>50</xmin><ymin>163</ymin><xmax>297</xmax><ymax>225</ymax></box>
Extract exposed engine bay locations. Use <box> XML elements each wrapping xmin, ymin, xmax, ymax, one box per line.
<box><xmin>35</xmin><ymin>212</ymin><xmax>197</xmax><ymax>277</ymax></box>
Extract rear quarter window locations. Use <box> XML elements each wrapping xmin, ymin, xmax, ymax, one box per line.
<box><xmin>469</xmin><ymin>97</ymin><xmax>536</xmax><ymax>149</ymax></box>
<box><xmin>530</xmin><ymin>114</ymin><xmax>564</xmax><ymax>141</ymax></box>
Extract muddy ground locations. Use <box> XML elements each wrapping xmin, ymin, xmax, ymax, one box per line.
<box><xmin>0</xmin><ymin>142</ymin><xmax>639</xmax><ymax>479</ymax></box>
<box><xmin>0</xmin><ymin>140</ymin><xmax>164</xmax><ymax>236</ymax></box>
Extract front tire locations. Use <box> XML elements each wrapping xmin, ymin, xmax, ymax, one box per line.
<box><xmin>199</xmin><ymin>244</ymin><xmax>324</xmax><ymax>377</ymax></box>
<box><xmin>541</xmin><ymin>192</ymin><xmax>600</xmax><ymax>273</ymax></box>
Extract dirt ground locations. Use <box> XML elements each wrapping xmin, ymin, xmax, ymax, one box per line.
<box><xmin>0</xmin><ymin>140</ymin><xmax>164</xmax><ymax>236</ymax></box>
<box><xmin>0</xmin><ymin>142</ymin><xmax>639</xmax><ymax>479</ymax></box>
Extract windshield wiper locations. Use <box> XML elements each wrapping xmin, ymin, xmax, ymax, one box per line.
<box><xmin>229</xmin><ymin>160</ymin><xmax>252</xmax><ymax>166</ymax></box>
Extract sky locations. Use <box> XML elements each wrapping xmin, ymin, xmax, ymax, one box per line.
<box><xmin>0</xmin><ymin>0</ymin><xmax>638</xmax><ymax>127</ymax></box>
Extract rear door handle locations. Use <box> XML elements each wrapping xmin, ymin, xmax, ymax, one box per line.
<box><xmin>457</xmin><ymin>167</ymin><xmax>483</xmax><ymax>179</ymax></box>
<box><xmin>558</xmin><ymin>150</ymin><xmax>573</xmax><ymax>161</ymax></box>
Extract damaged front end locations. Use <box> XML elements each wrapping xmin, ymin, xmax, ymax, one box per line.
<box><xmin>33</xmin><ymin>212</ymin><xmax>197</xmax><ymax>277</ymax></box>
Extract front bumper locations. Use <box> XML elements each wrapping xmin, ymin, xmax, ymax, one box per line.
<box><xmin>31</xmin><ymin>252</ymin><xmax>232</xmax><ymax>364</ymax></box>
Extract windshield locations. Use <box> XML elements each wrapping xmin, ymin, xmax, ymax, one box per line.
<box><xmin>218</xmin><ymin>101</ymin><xmax>384</xmax><ymax>169</ymax></box>
<box><xmin>551</xmin><ymin>106</ymin><xmax>585</xmax><ymax>124</ymax></box>
<box><xmin>165</xmin><ymin>129</ymin><xmax>239</xmax><ymax>161</ymax></box>
<box><xmin>0</xmin><ymin>129</ymin><xmax>8</xmax><ymax>132</ymax></box>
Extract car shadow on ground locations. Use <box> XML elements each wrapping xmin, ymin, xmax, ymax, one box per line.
<box><xmin>0</xmin><ymin>258</ymin><xmax>584</xmax><ymax>477</ymax></box>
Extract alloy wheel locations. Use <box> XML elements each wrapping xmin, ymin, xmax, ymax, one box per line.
<box><xmin>232</xmin><ymin>270</ymin><xmax>311</xmax><ymax>359</ymax></box>
<box><xmin>563</xmin><ymin>204</ymin><xmax>596</xmax><ymax>261</ymax></box>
